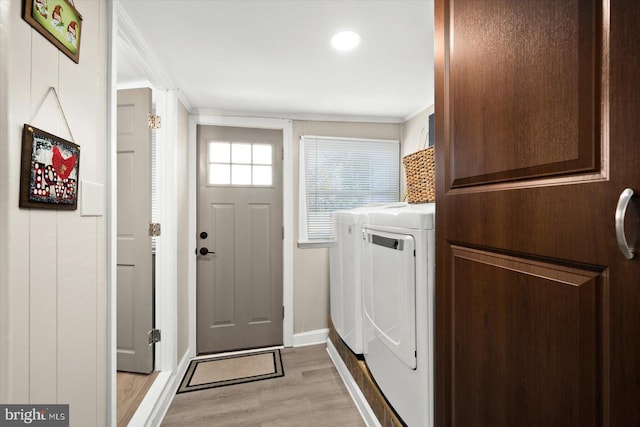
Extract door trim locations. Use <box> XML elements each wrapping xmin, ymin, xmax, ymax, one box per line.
<box><xmin>108</xmin><ymin>3</ymin><xmax>184</xmax><ymax>425</ymax></box>
<box><xmin>189</xmin><ymin>115</ymin><xmax>294</xmax><ymax>354</ymax></box>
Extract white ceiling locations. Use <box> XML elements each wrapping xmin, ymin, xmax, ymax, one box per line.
<box><xmin>117</xmin><ymin>0</ymin><xmax>434</xmax><ymax>122</ymax></box>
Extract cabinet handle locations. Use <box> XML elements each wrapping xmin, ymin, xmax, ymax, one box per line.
<box><xmin>615</xmin><ymin>188</ymin><xmax>636</xmax><ymax>260</ymax></box>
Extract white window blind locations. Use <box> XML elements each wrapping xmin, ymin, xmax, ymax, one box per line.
<box><xmin>300</xmin><ymin>135</ymin><xmax>400</xmax><ymax>241</ymax></box>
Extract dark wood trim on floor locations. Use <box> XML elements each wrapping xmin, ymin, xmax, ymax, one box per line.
<box><xmin>328</xmin><ymin>317</ymin><xmax>405</xmax><ymax>427</ymax></box>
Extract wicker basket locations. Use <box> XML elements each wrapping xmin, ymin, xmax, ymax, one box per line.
<box><xmin>403</xmin><ymin>146</ymin><xmax>435</xmax><ymax>204</ymax></box>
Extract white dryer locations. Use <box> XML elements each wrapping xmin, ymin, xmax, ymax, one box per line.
<box><xmin>330</xmin><ymin>203</ymin><xmax>405</xmax><ymax>354</ymax></box>
<box><xmin>362</xmin><ymin>203</ymin><xmax>435</xmax><ymax>427</ymax></box>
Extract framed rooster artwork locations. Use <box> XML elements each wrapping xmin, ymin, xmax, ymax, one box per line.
<box><xmin>20</xmin><ymin>124</ymin><xmax>80</xmax><ymax>210</ymax></box>
<box><xmin>23</xmin><ymin>0</ymin><xmax>82</xmax><ymax>63</ymax></box>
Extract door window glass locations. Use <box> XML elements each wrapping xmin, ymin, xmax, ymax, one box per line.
<box><xmin>252</xmin><ymin>145</ymin><xmax>272</xmax><ymax>165</ymax></box>
<box><xmin>209</xmin><ymin>164</ymin><xmax>231</xmax><ymax>185</ymax></box>
<box><xmin>209</xmin><ymin>142</ymin><xmax>230</xmax><ymax>163</ymax></box>
<box><xmin>231</xmin><ymin>143</ymin><xmax>252</xmax><ymax>163</ymax></box>
<box><xmin>208</xmin><ymin>142</ymin><xmax>273</xmax><ymax>186</ymax></box>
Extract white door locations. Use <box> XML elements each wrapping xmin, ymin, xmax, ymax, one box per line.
<box><xmin>197</xmin><ymin>125</ymin><xmax>283</xmax><ymax>354</ymax></box>
<box><xmin>116</xmin><ymin>88</ymin><xmax>154</xmax><ymax>373</ymax></box>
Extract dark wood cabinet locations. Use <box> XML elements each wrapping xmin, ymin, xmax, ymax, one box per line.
<box><xmin>435</xmin><ymin>0</ymin><xmax>640</xmax><ymax>425</ymax></box>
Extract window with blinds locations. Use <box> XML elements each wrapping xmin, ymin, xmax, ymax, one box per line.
<box><xmin>299</xmin><ymin>135</ymin><xmax>400</xmax><ymax>242</ymax></box>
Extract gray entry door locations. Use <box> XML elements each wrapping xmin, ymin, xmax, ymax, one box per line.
<box><xmin>197</xmin><ymin>125</ymin><xmax>283</xmax><ymax>354</ymax></box>
<box><xmin>116</xmin><ymin>88</ymin><xmax>153</xmax><ymax>373</ymax></box>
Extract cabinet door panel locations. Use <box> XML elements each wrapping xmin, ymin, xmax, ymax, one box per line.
<box><xmin>446</xmin><ymin>0</ymin><xmax>601</xmax><ymax>188</ymax></box>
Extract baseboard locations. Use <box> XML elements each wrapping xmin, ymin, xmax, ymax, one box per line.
<box><xmin>326</xmin><ymin>339</ymin><xmax>381</xmax><ymax>427</ymax></box>
<box><xmin>292</xmin><ymin>328</ymin><xmax>329</xmax><ymax>347</ymax></box>
<box><xmin>128</xmin><ymin>349</ymin><xmax>191</xmax><ymax>427</ymax></box>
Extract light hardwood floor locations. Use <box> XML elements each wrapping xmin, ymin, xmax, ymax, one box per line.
<box><xmin>117</xmin><ymin>371</ymin><xmax>158</xmax><ymax>427</ymax></box>
<box><xmin>162</xmin><ymin>344</ymin><xmax>365</xmax><ymax>426</ymax></box>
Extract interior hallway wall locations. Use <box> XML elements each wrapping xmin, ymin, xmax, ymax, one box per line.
<box><xmin>292</xmin><ymin>120</ymin><xmax>401</xmax><ymax>333</ymax></box>
<box><xmin>0</xmin><ymin>1</ymin><xmax>109</xmax><ymax>425</ymax></box>
<box><xmin>176</xmin><ymin>100</ymin><xmax>190</xmax><ymax>360</ymax></box>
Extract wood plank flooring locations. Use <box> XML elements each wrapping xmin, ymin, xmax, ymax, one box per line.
<box><xmin>162</xmin><ymin>344</ymin><xmax>365</xmax><ymax>426</ymax></box>
<box><xmin>117</xmin><ymin>371</ymin><xmax>159</xmax><ymax>427</ymax></box>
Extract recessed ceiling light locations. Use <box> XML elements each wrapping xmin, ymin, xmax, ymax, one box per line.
<box><xmin>331</xmin><ymin>30</ymin><xmax>361</xmax><ymax>51</ymax></box>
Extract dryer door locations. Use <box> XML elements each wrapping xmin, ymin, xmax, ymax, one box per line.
<box><xmin>363</xmin><ymin>229</ymin><xmax>416</xmax><ymax>369</ymax></box>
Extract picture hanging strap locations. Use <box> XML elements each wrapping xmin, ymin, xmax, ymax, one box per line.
<box><xmin>30</xmin><ymin>86</ymin><xmax>76</xmax><ymax>143</ymax></box>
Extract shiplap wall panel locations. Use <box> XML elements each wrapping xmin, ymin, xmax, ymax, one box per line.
<box><xmin>28</xmin><ymin>22</ymin><xmax>62</xmax><ymax>405</ymax></box>
<box><xmin>29</xmin><ymin>209</ymin><xmax>59</xmax><ymax>404</ymax></box>
<box><xmin>58</xmin><ymin>215</ymin><xmax>99</xmax><ymax>422</ymax></box>
<box><xmin>5</xmin><ymin>0</ymin><xmax>35</xmax><ymax>403</ymax></box>
<box><xmin>57</xmin><ymin>2</ymin><xmax>106</xmax><ymax>424</ymax></box>
<box><xmin>96</xmin><ymin>216</ymin><xmax>107</xmax><ymax>424</ymax></box>
<box><xmin>1</xmin><ymin>0</ymin><xmax>108</xmax><ymax>424</ymax></box>
<box><xmin>59</xmin><ymin>0</ymin><xmax>100</xmax><ymax>184</ymax></box>
<box><xmin>95</xmin><ymin>4</ymin><xmax>109</xmax><ymax>412</ymax></box>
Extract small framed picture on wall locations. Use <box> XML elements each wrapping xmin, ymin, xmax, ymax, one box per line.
<box><xmin>20</xmin><ymin>124</ymin><xmax>80</xmax><ymax>210</ymax></box>
<box><xmin>23</xmin><ymin>0</ymin><xmax>82</xmax><ymax>63</ymax></box>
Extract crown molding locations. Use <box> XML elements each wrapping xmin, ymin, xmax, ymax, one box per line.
<box><xmin>116</xmin><ymin>2</ymin><xmax>193</xmax><ymax>112</ymax></box>
<box><xmin>192</xmin><ymin>108</ymin><xmax>404</xmax><ymax>124</ymax></box>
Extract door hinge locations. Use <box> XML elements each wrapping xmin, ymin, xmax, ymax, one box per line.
<box><xmin>282</xmin><ymin>306</ymin><xmax>285</xmax><ymax>319</ymax></box>
<box><xmin>282</xmin><ymin>226</ymin><xmax>284</xmax><ymax>240</ymax></box>
<box><xmin>148</xmin><ymin>329</ymin><xmax>161</xmax><ymax>345</ymax></box>
<box><xmin>148</xmin><ymin>113</ymin><xmax>161</xmax><ymax>129</ymax></box>
<box><xmin>282</xmin><ymin>147</ymin><xmax>284</xmax><ymax>160</ymax></box>
<box><xmin>149</xmin><ymin>223</ymin><xmax>161</xmax><ymax>237</ymax></box>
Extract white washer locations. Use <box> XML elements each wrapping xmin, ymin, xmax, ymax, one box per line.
<box><xmin>330</xmin><ymin>203</ymin><xmax>405</xmax><ymax>354</ymax></box>
<box><xmin>362</xmin><ymin>203</ymin><xmax>435</xmax><ymax>427</ymax></box>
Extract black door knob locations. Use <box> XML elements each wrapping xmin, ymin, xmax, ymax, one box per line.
<box><xmin>199</xmin><ymin>247</ymin><xmax>209</xmax><ymax>255</ymax></box>
<box><xmin>200</xmin><ymin>232</ymin><xmax>208</xmax><ymax>239</ymax></box>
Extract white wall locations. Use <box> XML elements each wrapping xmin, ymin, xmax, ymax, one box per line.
<box><xmin>0</xmin><ymin>1</ymin><xmax>108</xmax><ymax>425</ymax></box>
<box><xmin>292</xmin><ymin>120</ymin><xmax>401</xmax><ymax>333</ymax></box>
<box><xmin>400</xmin><ymin>105</ymin><xmax>434</xmax><ymax>198</ymax></box>
<box><xmin>176</xmin><ymin>100</ymin><xmax>190</xmax><ymax>360</ymax></box>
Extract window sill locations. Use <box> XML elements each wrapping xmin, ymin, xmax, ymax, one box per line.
<box><xmin>297</xmin><ymin>240</ymin><xmax>336</xmax><ymax>249</ymax></box>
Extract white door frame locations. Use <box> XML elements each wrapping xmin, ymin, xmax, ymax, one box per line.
<box><xmin>189</xmin><ymin>115</ymin><xmax>294</xmax><ymax>355</ymax></box>
<box><xmin>107</xmin><ymin>3</ymin><xmax>181</xmax><ymax>426</ymax></box>
<box><xmin>106</xmin><ymin>4</ymin><xmax>117</xmax><ymax>425</ymax></box>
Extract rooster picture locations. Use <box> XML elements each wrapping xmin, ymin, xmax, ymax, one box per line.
<box><xmin>51</xmin><ymin>145</ymin><xmax>77</xmax><ymax>181</ymax></box>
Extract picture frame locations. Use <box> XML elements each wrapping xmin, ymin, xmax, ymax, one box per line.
<box><xmin>20</xmin><ymin>124</ymin><xmax>80</xmax><ymax>210</ymax></box>
<box><xmin>23</xmin><ymin>0</ymin><xmax>82</xmax><ymax>64</ymax></box>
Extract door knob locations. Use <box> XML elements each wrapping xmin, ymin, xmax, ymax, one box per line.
<box><xmin>615</xmin><ymin>188</ymin><xmax>636</xmax><ymax>260</ymax></box>
<box><xmin>199</xmin><ymin>247</ymin><xmax>214</xmax><ymax>255</ymax></box>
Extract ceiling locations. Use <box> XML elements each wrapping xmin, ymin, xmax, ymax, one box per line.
<box><xmin>117</xmin><ymin>0</ymin><xmax>434</xmax><ymax>122</ymax></box>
